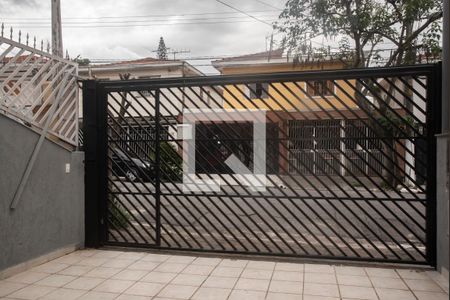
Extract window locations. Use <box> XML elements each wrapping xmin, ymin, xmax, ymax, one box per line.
<box><xmin>248</xmin><ymin>83</ymin><xmax>269</xmax><ymax>99</ymax></box>
<box><xmin>307</xmin><ymin>80</ymin><xmax>334</xmax><ymax>97</ymax></box>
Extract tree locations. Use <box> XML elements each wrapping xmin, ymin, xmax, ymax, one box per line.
<box><xmin>275</xmin><ymin>0</ymin><xmax>443</xmax><ymax>188</ymax></box>
<box><xmin>276</xmin><ymin>0</ymin><xmax>443</xmax><ymax>68</ymax></box>
<box><xmin>157</xmin><ymin>37</ymin><xmax>168</xmax><ymax>60</ymax></box>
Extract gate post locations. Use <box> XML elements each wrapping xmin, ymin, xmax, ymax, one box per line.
<box><xmin>426</xmin><ymin>62</ymin><xmax>442</xmax><ymax>266</ymax></box>
<box><xmin>83</xmin><ymin>80</ymin><xmax>107</xmax><ymax>248</ymax></box>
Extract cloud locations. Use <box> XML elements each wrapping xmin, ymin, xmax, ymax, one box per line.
<box><xmin>1</xmin><ymin>0</ymin><xmax>287</xmax><ymax>66</ymax></box>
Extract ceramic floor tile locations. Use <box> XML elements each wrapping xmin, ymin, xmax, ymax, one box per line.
<box><xmin>101</xmin><ymin>258</ymin><xmax>134</xmax><ymax>269</ymax></box>
<box><xmin>181</xmin><ymin>264</ymin><xmax>215</xmax><ymax>276</ymax></box>
<box><xmin>84</xmin><ymin>267</ymin><xmax>122</xmax><ymax>279</ymax></box>
<box><xmin>396</xmin><ymin>269</ymin><xmax>428</xmax><ymax>280</ymax></box>
<box><xmin>201</xmin><ymin>276</ymin><xmax>238</xmax><ymax>289</ymax></box>
<box><xmin>154</xmin><ymin>263</ymin><xmax>187</xmax><ymax>273</ymax></box>
<box><xmin>304</xmin><ymin>282</ymin><xmax>339</xmax><ymax>298</ymax></box>
<box><xmin>124</xmin><ymin>282</ymin><xmax>165</xmax><ymax>297</ymax></box>
<box><xmin>39</xmin><ymin>288</ymin><xmax>86</xmax><ymax>300</ymax></box>
<box><xmin>93</xmin><ymin>279</ymin><xmax>135</xmax><ymax>294</ymax></box>
<box><xmin>126</xmin><ymin>261</ymin><xmax>159</xmax><ymax>271</ymax></box>
<box><xmin>365</xmin><ymin>268</ymin><xmax>399</xmax><ymax>278</ymax></box>
<box><xmin>337</xmin><ymin>274</ymin><xmax>372</xmax><ymax>287</ymax></box>
<box><xmin>191</xmin><ymin>287</ymin><xmax>231</xmax><ymax>300</ymax></box>
<box><xmin>31</xmin><ymin>263</ymin><xmax>69</xmax><ymax>274</ymax></box>
<box><xmin>404</xmin><ymin>278</ymin><xmax>444</xmax><ymax>292</ymax></box>
<box><xmin>228</xmin><ymin>289</ymin><xmax>266</xmax><ymax>300</ymax></box>
<box><xmin>339</xmin><ymin>285</ymin><xmax>378</xmax><ymax>300</ymax></box>
<box><xmin>76</xmin><ymin>257</ymin><xmax>109</xmax><ymax>267</ymax></box>
<box><xmin>375</xmin><ymin>288</ymin><xmax>416</xmax><ymax>300</ymax></box>
<box><xmin>271</xmin><ymin>270</ymin><xmax>303</xmax><ymax>282</ymax></box>
<box><xmin>240</xmin><ymin>268</ymin><xmax>273</xmax><ymax>280</ymax></box>
<box><xmin>34</xmin><ymin>274</ymin><xmax>77</xmax><ymax>287</ymax></box>
<box><xmin>8</xmin><ymin>285</ymin><xmax>56</xmax><ymax>300</ymax></box>
<box><xmin>234</xmin><ymin>278</ymin><xmax>270</xmax><ymax>291</ymax></box>
<box><xmin>171</xmin><ymin>274</ymin><xmax>207</xmax><ymax>286</ymax></box>
<box><xmin>370</xmin><ymin>276</ymin><xmax>408</xmax><ymax>289</ymax></box>
<box><xmin>140</xmin><ymin>271</ymin><xmax>177</xmax><ymax>284</ymax></box>
<box><xmin>335</xmin><ymin>266</ymin><xmax>367</xmax><ymax>276</ymax></box>
<box><xmin>64</xmin><ymin>277</ymin><xmax>104</xmax><ymax>290</ymax></box>
<box><xmin>92</xmin><ymin>251</ymin><xmax>123</xmax><ymax>259</ymax></box>
<box><xmin>266</xmin><ymin>292</ymin><xmax>302</xmax><ymax>300</ymax></box>
<box><xmin>413</xmin><ymin>291</ymin><xmax>449</xmax><ymax>300</ymax></box>
<box><xmin>116</xmin><ymin>294</ymin><xmax>152</xmax><ymax>300</ymax></box>
<box><xmin>0</xmin><ymin>281</ymin><xmax>27</xmax><ymax>297</ymax></box>
<box><xmin>166</xmin><ymin>256</ymin><xmax>196</xmax><ymax>264</ymax></box>
<box><xmin>305</xmin><ymin>264</ymin><xmax>335</xmax><ymax>274</ymax></box>
<box><xmin>116</xmin><ymin>252</ymin><xmax>147</xmax><ymax>261</ymax></box>
<box><xmin>269</xmin><ymin>280</ymin><xmax>302</xmax><ymax>294</ymax></box>
<box><xmin>140</xmin><ymin>254</ymin><xmax>171</xmax><ymax>263</ymax></box>
<box><xmin>275</xmin><ymin>263</ymin><xmax>304</xmax><ymax>272</ymax></box>
<box><xmin>302</xmin><ymin>296</ymin><xmax>340</xmax><ymax>300</ymax></box>
<box><xmin>211</xmin><ymin>267</ymin><xmax>243</xmax><ymax>278</ymax></box>
<box><xmin>191</xmin><ymin>257</ymin><xmax>222</xmax><ymax>266</ymax></box>
<box><xmin>5</xmin><ymin>272</ymin><xmax>49</xmax><ymax>284</ymax></box>
<box><xmin>77</xmin><ymin>291</ymin><xmax>119</xmax><ymax>300</ymax></box>
<box><xmin>246</xmin><ymin>261</ymin><xmax>275</xmax><ymax>270</ymax></box>
<box><xmin>156</xmin><ymin>284</ymin><xmax>198</xmax><ymax>299</ymax></box>
<box><xmin>305</xmin><ymin>272</ymin><xmax>336</xmax><ymax>284</ymax></box>
<box><xmin>58</xmin><ymin>265</ymin><xmax>94</xmax><ymax>276</ymax></box>
<box><xmin>112</xmin><ymin>269</ymin><xmax>148</xmax><ymax>281</ymax></box>
<box><xmin>218</xmin><ymin>259</ymin><xmax>248</xmax><ymax>268</ymax></box>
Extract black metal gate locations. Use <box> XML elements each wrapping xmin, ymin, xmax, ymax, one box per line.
<box><xmin>84</xmin><ymin>64</ymin><xmax>441</xmax><ymax>265</ymax></box>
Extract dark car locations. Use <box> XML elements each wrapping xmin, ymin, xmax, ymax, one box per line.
<box><xmin>111</xmin><ymin>148</ymin><xmax>155</xmax><ymax>182</ymax></box>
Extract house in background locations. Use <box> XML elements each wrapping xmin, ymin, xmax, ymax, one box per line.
<box><xmin>212</xmin><ymin>50</ymin><xmax>422</xmax><ymax>186</ymax></box>
<box><xmin>79</xmin><ymin>58</ymin><xmax>222</xmax><ymax>157</ymax></box>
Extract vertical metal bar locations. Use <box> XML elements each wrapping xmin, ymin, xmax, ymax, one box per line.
<box><xmin>97</xmin><ymin>84</ymin><xmax>109</xmax><ymax>245</ymax></box>
<box><xmin>426</xmin><ymin>63</ymin><xmax>442</xmax><ymax>266</ymax></box>
<box><xmin>83</xmin><ymin>80</ymin><xmax>101</xmax><ymax>247</ymax></box>
<box><xmin>155</xmin><ymin>88</ymin><xmax>162</xmax><ymax>246</ymax></box>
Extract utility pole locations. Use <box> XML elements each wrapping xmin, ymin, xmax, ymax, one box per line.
<box><xmin>51</xmin><ymin>0</ymin><xmax>63</xmax><ymax>57</ymax></box>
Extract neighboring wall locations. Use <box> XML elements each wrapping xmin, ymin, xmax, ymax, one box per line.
<box><xmin>0</xmin><ymin>114</ymin><xmax>84</xmax><ymax>274</ymax></box>
<box><xmin>436</xmin><ymin>0</ymin><xmax>449</xmax><ymax>277</ymax></box>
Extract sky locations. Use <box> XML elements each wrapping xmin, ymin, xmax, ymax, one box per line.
<box><xmin>0</xmin><ymin>0</ymin><xmax>288</xmax><ymax>72</ymax></box>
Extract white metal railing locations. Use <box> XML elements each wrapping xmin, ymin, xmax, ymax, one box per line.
<box><xmin>0</xmin><ymin>26</ymin><xmax>78</xmax><ymax>146</ymax></box>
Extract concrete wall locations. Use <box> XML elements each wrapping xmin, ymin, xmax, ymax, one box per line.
<box><xmin>436</xmin><ymin>135</ymin><xmax>449</xmax><ymax>276</ymax></box>
<box><xmin>436</xmin><ymin>0</ymin><xmax>449</xmax><ymax>277</ymax></box>
<box><xmin>0</xmin><ymin>114</ymin><xmax>84</xmax><ymax>274</ymax></box>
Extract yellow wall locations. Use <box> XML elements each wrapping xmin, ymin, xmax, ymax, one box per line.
<box><xmin>219</xmin><ymin>61</ymin><xmax>357</xmax><ymax>111</ymax></box>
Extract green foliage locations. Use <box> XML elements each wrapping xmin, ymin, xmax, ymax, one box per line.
<box><xmin>160</xmin><ymin>142</ymin><xmax>182</xmax><ymax>182</ymax></box>
<box><xmin>276</xmin><ymin>0</ymin><xmax>443</xmax><ymax>67</ymax></box>
<box><xmin>148</xmin><ymin>141</ymin><xmax>182</xmax><ymax>182</ymax></box>
<box><xmin>73</xmin><ymin>56</ymin><xmax>90</xmax><ymax>66</ymax></box>
<box><xmin>377</xmin><ymin>114</ymin><xmax>418</xmax><ymax>137</ymax></box>
<box><xmin>108</xmin><ymin>199</ymin><xmax>130</xmax><ymax>229</ymax></box>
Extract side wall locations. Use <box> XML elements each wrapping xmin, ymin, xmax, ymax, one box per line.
<box><xmin>436</xmin><ymin>0</ymin><xmax>450</xmax><ymax>277</ymax></box>
<box><xmin>0</xmin><ymin>114</ymin><xmax>84</xmax><ymax>274</ymax></box>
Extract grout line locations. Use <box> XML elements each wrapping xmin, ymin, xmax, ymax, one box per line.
<box><xmin>394</xmin><ymin>269</ymin><xmax>419</xmax><ymax>300</ymax></box>
<box><xmin>225</xmin><ymin>259</ymin><xmax>248</xmax><ymax>300</ymax></box>
<box><xmin>301</xmin><ymin>261</ymin><xmax>306</xmax><ymax>299</ymax></box>
<box><xmin>263</xmin><ymin>261</ymin><xmax>276</xmax><ymax>299</ymax></box>
<box><xmin>364</xmin><ymin>266</ymin><xmax>381</xmax><ymax>300</ymax></box>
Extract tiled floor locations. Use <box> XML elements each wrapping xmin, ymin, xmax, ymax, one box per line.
<box><xmin>0</xmin><ymin>249</ymin><xmax>448</xmax><ymax>300</ymax></box>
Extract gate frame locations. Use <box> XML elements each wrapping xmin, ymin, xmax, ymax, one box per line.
<box><xmin>83</xmin><ymin>63</ymin><xmax>442</xmax><ymax>266</ymax></box>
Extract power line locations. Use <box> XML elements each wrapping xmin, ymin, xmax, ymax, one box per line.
<box><xmin>0</xmin><ymin>10</ymin><xmax>281</xmax><ymax>20</ymax></box>
<box><xmin>7</xmin><ymin>19</ymin><xmax>279</xmax><ymax>29</ymax></box>
<box><xmin>214</xmin><ymin>0</ymin><xmax>274</xmax><ymax>27</ymax></box>
<box><xmin>4</xmin><ymin>14</ymin><xmax>280</xmax><ymax>25</ymax></box>
<box><xmin>251</xmin><ymin>0</ymin><xmax>284</xmax><ymax>10</ymax></box>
